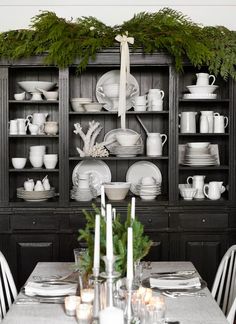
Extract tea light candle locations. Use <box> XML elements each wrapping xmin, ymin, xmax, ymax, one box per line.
<box><xmin>64</xmin><ymin>295</ymin><xmax>81</xmax><ymax>316</ymax></box>
<box><xmin>93</xmin><ymin>214</ymin><xmax>100</xmax><ymax>275</ymax></box>
<box><xmin>81</xmin><ymin>288</ymin><xmax>94</xmax><ymax>304</ymax></box>
<box><xmin>99</xmin><ymin>306</ymin><xmax>124</xmax><ymax>324</ymax></box>
<box><xmin>137</xmin><ymin>287</ymin><xmax>153</xmax><ymax>304</ymax></box>
<box><xmin>131</xmin><ymin>197</ymin><xmax>135</xmax><ymax>220</ymax></box>
<box><xmin>101</xmin><ymin>185</ymin><xmax>105</xmax><ymax>217</ymax></box>
<box><xmin>76</xmin><ymin>303</ymin><xmax>92</xmax><ymax>324</ymax></box>
<box><xmin>106</xmin><ymin>204</ymin><xmax>113</xmax><ymax>261</ymax></box>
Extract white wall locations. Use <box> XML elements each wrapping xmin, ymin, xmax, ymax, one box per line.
<box><xmin>0</xmin><ymin>0</ymin><xmax>236</xmax><ymax>32</ymax></box>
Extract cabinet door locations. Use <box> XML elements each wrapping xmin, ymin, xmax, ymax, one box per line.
<box><xmin>11</xmin><ymin>234</ymin><xmax>59</xmax><ymax>289</ymax></box>
<box><xmin>170</xmin><ymin>233</ymin><xmax>227</xmax><ymax>288</ymax></box>
<box><xmin>144</xmin><ymin>232</ymin><xmax>169</xmax><ymax>261</ymax></box>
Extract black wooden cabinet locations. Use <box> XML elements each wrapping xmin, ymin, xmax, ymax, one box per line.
<box><xmin>0</xmin><ymin>51</ymin><xmax>235</xmax><ymax>289</ymax></box>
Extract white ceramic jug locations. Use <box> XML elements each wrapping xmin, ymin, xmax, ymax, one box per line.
<box><xmin>213</xmin><ymin>114</ymin><xmax>228</xmax><ymax>133</ymax></box>
<box><xmin>17</xmin><ymin>118</ymin><xmax>29</xmax><ymax>135</ymax></box>
<box><xmin>187</xmin><ymin>175</ymin><xmax>206</xmax><ymax>199</ymax></box>
<box><xmin>196</xmin><ymin>73</ymin><xmax>216</xmax><ymax>86</ymax></box>
<box><xmin>200</xmin><ymin>111</ymin><xmax>214</xmax><ymax>133</ymax></box>
<box><xmin>200</xmin><ymin>115</ymin><xmax>209</xmax><ymax>133</ymax></box>
<box><xmin>27</xmin><ymin>113</ymin><xmax>48</xmax><ymax>134</ymax></box>
<box><xmin>204</xmin><ymin>181</ymin><xmax>225</xmax><ymax>200</ymax></box>
<box><xmin>9</xmin><ymin>120</ymin><xmax>18</xmax><ymax>135</ymax></box>
<box><xmin>146</xmin><ymin>133</ymin><xmax>167</xmax><ymax>156</ymax></box>
<box><xmin>179</xmin><ymin>112</ymin><xmax>197</xmax><ymax>133</ymax></box>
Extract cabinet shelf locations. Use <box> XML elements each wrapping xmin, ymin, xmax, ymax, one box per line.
<box><xmin>9</xmin><ymin>100</ymin><xmax>59</xmax><ymax>104</ymax></box>
<box><xmin>69</xmin><ymin>156</ymin><xmax>169</xmax><ymax>161</ymax></box>
<box><xmin>9</xmin><ymin>168</ymin><xmax>59</xmax><ymax>172</ymax></box>
<box><xmin>69</xmin><ymin>110</ymin><xmax>169</xmax><ymax>115</ymax></box>
<box><xmin>179</xmin><ymin>99</ymin><xmax>230</xmax><ymax>103</ymax></box>
<box><xmin>9</xmin><ymin>135</ymin><xmax>59</xmax><ymax>138</ymax></box>
<box><xmin>178</xmin><ymin>197</ymin><xmax>229</xmax><ymax>205</ymax></box>
<box><xmin>179</xmin><ymin>165</ymin><xmax>229</xmax><ymax>170</ymax></box>
<box><xmin>179</xmin><ymin>133</ymin><xmax>229</xmax><ymax>136</ymax></box>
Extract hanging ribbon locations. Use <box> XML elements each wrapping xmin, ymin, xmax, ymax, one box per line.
<box><xmin>115</xmin><ymin>33</ymin><xmax>134</xmax><ymax>129</ymax></box>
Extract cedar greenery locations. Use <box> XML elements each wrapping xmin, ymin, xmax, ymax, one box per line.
<box><xmin>0</xmin><ymin>8</ymin><xmax>236</xmax><ymax>78</ymax></box>
<box><xmin>78</xmin><ymin>203</ymin><xmax>152</xmax><ymax>277</ymax></box>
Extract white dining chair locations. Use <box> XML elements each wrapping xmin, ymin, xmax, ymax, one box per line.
<box><xmin>227</xmin><ymin>295</ymin><xmax>236</xmax><ymax>324</ymax></box>
<box><xmin>0</xmin><ymin>251</ymin><xmax>17</xmax><ymax>322</ymax></box>
<box><xmin>211</xmin><ymin>245</ymin><xmax>236</xmax><ymax>320</ymax></box>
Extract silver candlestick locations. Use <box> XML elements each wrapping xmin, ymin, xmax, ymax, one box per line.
<box><xmin>124</xmin><ymin>279</ymin><xmax>134</xmax><ymax>324</ymax></box>
<box><xmin>92</xmin><ymin>267</ymin><xmax>101</xmax><ymax>321</ymax></box>
<box><xmin>100</xmin><ymin>256</ymin><xmax>120</xmax><ymax>307</ymax></box>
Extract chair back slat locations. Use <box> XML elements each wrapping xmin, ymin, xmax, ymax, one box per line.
<box><xmin>0</xmin><ymin>276</ymin><xmax>7</xmax><ymax>318</ymax></box>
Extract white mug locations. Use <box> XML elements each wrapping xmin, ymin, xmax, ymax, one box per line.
<box><xmin>196</xmin><ymin>73</ymin><xmax>216</xmax><ymax>86</ymax></box>
<box><xmin>150</xmin><ymin>99</ymin><xmax>163</xmax><ymax>111</ymax></box>
<box><xmin>204</xmin><ymin>181</ymin><xmax>225</xmax><ymax>200</ymax></box>
<box><xmin>9</xmin><ymin>120</ymin><xmax>18</xmax><ymax>135</ymax></box>
<box><xmin>17</xmin><ymin>118</ymin><xmax>28</xmax><ymax>135</ymax></box>
<box><xmin>133</xmin><ymin>95</ymin><xmax>147</xmax><ymax>111</ymax></box>
<box><xmin>213</xmin><ymin>114</ymin><xmax>228</xmax><ymax>133</ymax></box>
<box><xmin>179</xmin><ymin>112</ymin><xmax>197</xmax><ymax>133</ymax></box>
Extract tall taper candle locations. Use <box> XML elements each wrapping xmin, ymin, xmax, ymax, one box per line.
<box><xmin>106</xmin><ymin>204</ymin><xmax>113</xmax><ymax>261</ymax></box>
<box><xmin>101</xmin><ymin>185</ymin><xmax>106</xmax><ymax>217</ymax></box>
<box><xmin>131</xmin><ymin>197</ymin><xmax>135</xmax><ymax>220</ymax></box>
<box><xmin>112</xmin><ymin>207</ymin><xmax>116</xmax><ymax>220</ymax></box>
<box><xmin>93</xmin><ymin>214</ymin><xmax>100</xmax><ymax>275</ymax></box>
<box><xmin>127</xmin><ymin>227</ymin><xmax>133</xmax><ymax>281</ymax></box>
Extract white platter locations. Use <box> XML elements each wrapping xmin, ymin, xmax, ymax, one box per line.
<box><xmin>95</xmin><ymin>70</ymin><xmax>139</xmax><ymax>111</ymax></box>
<box><xmin>179</xmin><ymin>144</ymin><xmax>220</xmax><ymax>165</ymax></box>
<box><xmin>183</xmin><ymin>93</ymin><xmax>217</xmax><ymax>99</ymax></box>
<box><xmin>126</xmin><ymin>161</ymin><xmax>162</xmax><ymax>194</ymax></box>
<box><xmin>104</xmin><ymin>128</ymin><xmax>143</xmax><ymax>153</ymax></box>
<box><xmin>72</xmin><ymin>160</ymin><xmax>111</xmax><ymax>196</ymax></box>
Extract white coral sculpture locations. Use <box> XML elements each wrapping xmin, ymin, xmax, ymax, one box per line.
<box><xmin>73</xmin><ymin>121</ymin><xmax>103</xmax><ymax>157</ymax></box>
<box><xmin>89</xmin><ymin>143</ymin><xmax>109</xmax><ymax>158</ymax></box>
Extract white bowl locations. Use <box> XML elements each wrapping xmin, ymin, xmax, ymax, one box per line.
<box><xmin>104</xmin><ymin>182</ymin><xmax>131</xmax><ymax>200</ymax></box>
<box><xmin>43</xmin><ymin>91</ymin><xmax>58</xmax><ymax>100</ymax></box>
<box><xmin>84</xmin><ymin>103</ymin><xmax>103</xmax><ymax>112</ymax></box>
<box><xmin>187</xmin><ymin>142</ymin><xmax>210</xmax><ymax>149</ymax></box>
<box><xmin>11</xmin><ymin>157</ymin><xmax>27</xmax><ymax>169</ymax></box>
<box><xmin>140</xmin><ymin>194</ymin><xmax>157</xmax><ymax>200</ymax></box>
<box><xmin>71</xmin><ymin>98</ymin><xmax>92</xmax><ymax>103</ymax></box>
<box><xmin>116</xmin><ymin>134</ymin><xmax>140</xmax><ymax>146</ymax></box>
<box><xmin>186</xmin><ymin>85</ymin><xmax>218</xmax><ymax>94</ymax></box>
<box><xmin>18</xmin><ymin>81</ymin><xmax>56</xmax><ymax>93</ymax></box>
<box><xmin>29</xmin><ymin>156</ymin><xmax>43</xmax><ymax>168</ymax></box>
<box><xmin>178</xmin><ymin>184</ymin><xmax>192</xmax><ymax>190</ymax></box>
<box><xmin>179</xmin><ymin>188</ymin><xmax>197</xmax><ymax>200</ymax></box>
<box><xmin>102</xmin><ymin>83</ymin><xmax>134</xmax><ymax>98</ymax></box>
<box><xmin>14</xmin><ymin>92</ymin><xmax>25</xmax><ymax>100</ymax></box>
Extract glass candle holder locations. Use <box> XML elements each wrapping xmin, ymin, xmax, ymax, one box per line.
<box><xmin>81</xmin><ymin>288</ymin><xmax>95</xmax><ymax>304</ymax></box>
<box><xmin>64</xmin><ymin>296</ymin><xmax>81</xmax><ymax>316</ymax></box>
<box><xmin>76</xmin><ymin>303</ymin><xmax>92</xmax><ymax>324</ymax></box>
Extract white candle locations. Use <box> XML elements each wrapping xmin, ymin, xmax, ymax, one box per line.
<box><xmin>106</xmin><ymin>204</ymin><xmax>113</xmax><ymax>261</ymax></box>
<box><xmin>127</xmin><ymin>227</ymin><xmax>133</xmax><ymax>282</ymax></box>
<box><xmin>81</xmin><ymin>288</ymin><xmax>94</xmax><ymax>304</ymax></box>
<box><xmin>99</xmin><ymin>306</ymin><xmax>124</xmax><ymax>324</ymax></box>
<box><xmin>93</xmin><ymin>214</ymin><xmax>100</xmax><ymax>275</ymax></box>
<box><xmin>76</xmin><ymin>303</ymin><xmax>92</xmax><ymax>324</ymax></box>
<box><xmin>64</xmin><ymin>295</ymin><xmax>81</xmax><ymax>316</ymax></box>
<box><xmin>112</xmin><ymin>207</ymin><xmax>116</xmax><ymax>220</ymax></box>
<box><xmin>101</xmin><ymin>185</ymin><xmax>106</xmax><ymax>217</ymax></box>
<box><xmin>131</xmin><ymin>197</ymin><xmax>135</xmax><ymax>220</ymax></box>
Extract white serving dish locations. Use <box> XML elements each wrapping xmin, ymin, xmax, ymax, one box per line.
<box><xmin>116</xmin><ymin>134</ymin><xmax>140</xmax><ymax>146</ymax></box>
<box><xmin>104</xmin><ymin>182</ymin><xmax>131</xmax><ymax>200</ymax></box>
<box><xmin>183</xmin><ymin>93</ymin><xmax>217</xmax><ymax>99</ymax></box>
<box><xmin>83</xmin><ymin>103</ymin><xmax>103</xmax><ymax>112</ymax></box>
<box><xmin>187</xmin><ymin>142</ymin><xmax>210</xmax><ymax>149</ymax></box>
<box><xmin>186</xmin><ymin>85</ymin><xmax>218</xmax><ymax>94</ymax></box>
<box><xmin>18</xmin><ymin>81</ymin><xmax>56</xmax><ymax>93</ymax></box>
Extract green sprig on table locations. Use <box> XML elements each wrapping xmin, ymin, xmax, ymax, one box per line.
<box><xmin>78</xmin><ymin>203</ymin><xmax>152</xmax><ymax>277</ymax></box>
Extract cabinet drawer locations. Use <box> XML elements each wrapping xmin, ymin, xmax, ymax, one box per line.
<box><xmin>0</xmin><ymin>214</ymin><xmax>10</xmax><ymax>232</ymax></box>
<box><xmin>137</xmin><ymin>213</ymin><xmax>168</xmax><ymax>230</ymax></box>
<box><xmin>172</xmin><ymin>213</ymin><xmax>228</xmax><ymax>229</ymax></box>
<box><xmin>11</xmin><ymin>214</ymin><xmax>59</xmax><ymax>230</ymax></box>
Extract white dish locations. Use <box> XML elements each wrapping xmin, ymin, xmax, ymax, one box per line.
<box><xmin>183</xmin><ymin>93</ymin><xmax>217</xmax><ymax>99</ymax></box>
<box><xmin>96</xmin><ymin>70</ymin><xmax>139</xmax><ymax>111</ymax></box>
<box><xmin>104</xmin><ymin>129</ymin><xmax>143</xmax><ymax>153</ymax></box>
<box><xmin>18</xmin><ymin>81</ymin><xmax>56</xmax><ymax>93</ymax></box>
<box><xmin>72</xmin><ymin>160</ymin><xmax>111</xmax><ymax>196</ymax></box>
<box><xmin>83</xmin><ymin>103</ymin><xmax>104</xmax><ymax>112</ymax></box>
<box><xmin>178</xmin><ymin>144</ymin><xmax>220</xmax><ymax>165</ymax></box>
<box><xmin>126</xmin><ymin>161</ymin><xmax>162</xmax><ymax>194</ymax></box>
<box><xmin>186</xmin><ymin>85</ymin><xmax>218</xmax><ymax>94</ymax></box>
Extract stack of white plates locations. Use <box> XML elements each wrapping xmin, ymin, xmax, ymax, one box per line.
<box><xmin>184</xmin><ymin>85</ymin><xmax>218</xmax><ymax>100</ymax></box>
<box><xmin>182</xmin><ymin>142</ymin><xmax>218</xmax><ymax>166</ymax></box>
<box><xmin>17</xmin><ymin>187</ymin><xmax>55</xmax><ymax>202</ymax></box>
<box><xmin>134</xmin><ymin>183</ymin><xmax>162</xmax><ymax>200</ymax></box>
<box><xmin>70</xmin><ymin>185</ymin><xmax>96</xmax><ymax>202</ymax></box>
<box><xmin>112</xmin><ymin>144</ymin><xmax>144</xmax><ymax>157</ymax></box>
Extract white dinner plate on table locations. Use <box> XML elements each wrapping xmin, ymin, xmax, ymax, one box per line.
<box><xmin>126</xmin><ymin>161</ymin><xmax>162</xmax><ymax>194</ymax></box>
<box><xmin>72</xmin><ymin>160</ymin><xmax>111</xmax><ymax>195</ymax></box>
<box><xmin>95</xmin><ymin>70</ymin><xmax>139</xmax><ymax>111</ymax></box>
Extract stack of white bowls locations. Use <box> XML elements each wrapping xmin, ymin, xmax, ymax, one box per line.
<box><xmin>135</xmin><ymin>177</ymin><xmax>161</xmax><ymax>200</ymax></box>
<box><xmin>29</xmin><ymin>145</ymin><xmax>46</xmax><ymax>168</ymax></box>
<box><xmin>43</xmin><ymin>154</ymin><xmax>58</xmax><ymax>169</ymax></box>
<box><xmin>70</xmin><ymin>173</ymin><xmax>97</xmax><ymax>201</ymax></box>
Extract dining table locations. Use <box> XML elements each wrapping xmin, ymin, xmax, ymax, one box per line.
<box><xmin>2</xmin><ymin>261</ymin><xmax>228</xmax><ymax>324</ymax></box>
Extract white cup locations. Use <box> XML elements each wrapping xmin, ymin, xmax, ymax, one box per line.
<box><xmin>150</xmin><ymin>99</ymin><xmax>163</xmax><ymax>111</ymax></box>
<box><xmin>9</xmin><ymin>120</ymin><xmax>18</xmax><ymax>135</ymax></box>
<box><xmin>134</xmin><ymin>95</ymin><xmax>147</xmax><ymax>106</ymax></box>
<box><xmin>134</xmin><ymin>105</ymin><xmax>147</xmax><ymax>112</ymax></box>
<box><xmin>43</xmin><ymin>154</ymin><xmax>58</xmax><ymax>169</ymax></box>
<box><xmin>213</xmin><ymin>114</ymin><xmax>228</xmax><ymax>133</ymax></box>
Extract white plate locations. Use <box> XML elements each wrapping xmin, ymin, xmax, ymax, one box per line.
<box><xmin>104</xmin><ymin>128</ymin><xmax>143</xmax><ymax>152</ymax></box>
<box><xmin>179</xmin><ymin>144</ymin><xmax>220</xmax><ymax>165</ymax></box>
<box><xmin>96</xmin><ymin>70</ymin><xmax>139</xmax><ymax>111</ymax></box>
<box><xmin>72</xmin><ymin>160</ymin><xmax>111</xmax><ymax>196</ymax></box>
<box><xmin>126</xmin><ymin>161</ymin><xmax>162</xmax><ymax>194</ymax></box>
<box><xmin>183</xmin><ymin>93</ymin><xmax>217</xmax><ymax>99</ymax></box>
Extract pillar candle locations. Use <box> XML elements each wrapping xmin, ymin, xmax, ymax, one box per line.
<box><xmin>127</xmin><ymin>227</ymin><xmax>133</xmax><ymax>281</ymax></box>
<box><xmin>106</xmin><ymin>204</ymin><xmax>113</xmax><ymax>261</ymax></box>
<box><xmin>93</xmin><ymin>214</ymin><xmax>100</xmax><ymax>275</ymax></box>
<box><xmin>131</xmin><ymin>197</ymin><xmax>135</xmax><ymax>220</ymax></box>
<box><xmin>99</xmin><ymin>306</ymin><xmax>124</xmax><ymax>324</ymax></box>
<box><xmin>64</xmin><ymin>296</ymin><xmax>81</xmax><ymax>316</ymax></box>
<box><xmin>101</xmin><ymin>185</ymin><xmax>106</xmax><ymax>217</ymax></box>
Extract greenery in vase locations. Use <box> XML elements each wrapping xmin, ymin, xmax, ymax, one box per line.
<box><xmin>0</xmin><ymin>8</ymin><xmax>236</xmax><ymax>78</ymax></box>
<box><xmin>78</xmin><ymin>203</ymin><xmax>152</xmax><ymax>277</ymax></box>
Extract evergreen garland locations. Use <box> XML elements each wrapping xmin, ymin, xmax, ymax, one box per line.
<box><xmin>0</xmin><ymin>8</ymin><xmax>235</xmax><ymax>78</ymax></box>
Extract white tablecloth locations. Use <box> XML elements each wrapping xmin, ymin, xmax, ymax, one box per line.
<box><xmin>2</xmin><ymin>261</ymin><xmax>228</xmax><ymax>324</ymax></box>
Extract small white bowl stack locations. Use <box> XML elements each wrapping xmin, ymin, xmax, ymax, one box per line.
<box><xmin>134</xmin><ymin>176</ymin><xmax>161</xmax><ymax>200</ymax></box>
<box><xmin>111</xmin><ymin>134</ymin><xmax>143</xmax><ymax>157</ymax></box>
<box><xmin>70</xmin><ymin>174</ymin><xmax>97</xmax><ymax>202</ymax></box>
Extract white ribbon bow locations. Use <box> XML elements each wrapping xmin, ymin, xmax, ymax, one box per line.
<box><xmin>115</xmin><ymin>34</ymin><xmax>134</xmax><ymax>129</ymax></box>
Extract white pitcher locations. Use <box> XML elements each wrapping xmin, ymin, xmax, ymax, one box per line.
<box><xmin>200</xmin><ymin>115</ymin><xmax>209</xmax><ymax>133</ymax></box>
<box><xmin>26</xmin><ymin>113</ymin><xmax>48</xmax><ymax>134</ymax></box>
<box><xmin>17</xmin><ymin>118</ymin><xmax>29</xmax><ymax>135</ymax></box>
<box><xmin>187</xmin><ymin>175</ymin><xmax>206</xmax><ymax>199</ymax></box>
<box><xmin>146</xmin><ymin>133</ymin><xmax>167</xmax><ymax>156</ymax></box>
<box><xmin>179</xmin><ymin>112</ymin><xmax>197</xmax><ymax>133</ymax></box>
<box><xmin>200</xmin><ymin>111</ymin><xmax>214</xmax><ymax>133</ymax></box>
<box><xmin>196</xmin><ymin>73</ymin><xmax>216</xmax><ymax>86</ymax></box>
<box><xmin>204</xmin><ymin>181</ymin><xmax>225</xmax><ymax>200</ymax></box>
<box><xmin>213</xmin><ymin>114</ymin><xmax>228</xmax><ymax>133</ymax></box>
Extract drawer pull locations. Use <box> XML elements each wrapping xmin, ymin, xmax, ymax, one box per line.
<box><xmin>202</xmin><ymin>218</ymin><xmax>206</xmax><ymax>223</ymax></box>
<box><xmin>32</xmin><ymin>220</ymin><xmax>37</xmax><ymax>225</ymax></box>
<box><xmin>148</xmin><ymin>218</ymin><xmax>152</xmax><ymax>223</ymax></box>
